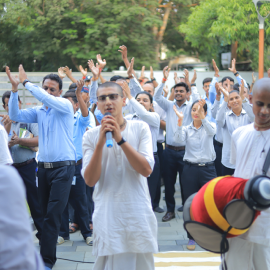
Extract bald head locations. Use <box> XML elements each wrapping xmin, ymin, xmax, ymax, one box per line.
<box><xmin>253</xmin><ymin>78</ymin><xmax>270</xmax><ymax>95</ymax></box>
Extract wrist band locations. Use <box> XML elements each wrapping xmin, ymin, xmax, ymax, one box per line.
<box><xmin>191</xmin><ymin>83</ymin><xmax>196</xmax><ymax>87</ymax></box>
<box><xmin>99</xmin><ymin>68</ymin><xmax>102</xmax><ymax>73</ymax></box>
<box><xmin>162</xmin><ymin>78</ymin><xmax>167</xmax><ymax>82</ymax></box>
<box><xmin>82</xmin><ymin>76</ymin><xmax>86</xmax><ymax>80</ymax></box>
<box><xmin>151</xmin><ymin>78</ymin><xmax>156</xmax><ymax>82</ymax></box>
<box><xmin>234</xmin><ymin>72</ymin><xmax>239</xmax><ymax>76</ymax></box>
<box><xmin>23</xmin><ymin>79</ymin><xmax>30</xmax><ymax>87</ymax></box>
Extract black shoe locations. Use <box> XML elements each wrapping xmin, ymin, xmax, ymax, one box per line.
<box><xmin>154</xmin><ymin>206</ymin><xmax>165</xmax><ymax>213</ymax></box>
<box><xmin>177</xmin><ymin>206</ymin><xmax>183</xmax><ymax>212</ymax></box>
<box><xmin>162</xmin><ymin>212</ymin><xmax>175</xmax><ymax>222</ymax></box>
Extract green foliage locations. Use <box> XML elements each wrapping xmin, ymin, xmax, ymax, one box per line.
<box><xmin>180</xmin><ymin>0</ymin><xmax>270</xmax><ymax>71</ymax></box>
<box><xmin>0</xmin><ymin>0</ymin><xmax>161</xmax><ymax>71</ymax></box>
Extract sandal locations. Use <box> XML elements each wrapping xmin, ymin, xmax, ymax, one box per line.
<box><xmin>69</xmin><ymin>223</ymin><xmax>79</xmax><ymax>233</ymax></box>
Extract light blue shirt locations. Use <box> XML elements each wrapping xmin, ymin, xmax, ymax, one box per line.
<box><xmin>9</xmin><ymin>83</ymin><xmax>76</xmax><ymax>162</ymax></box>
<box><xmin>154</xmin><ymin>83</ymin><xmax>200</xmax><ymax>147</ymax></box>
<box><xmin>73</xmin><ymin>110</ymin><xmax>90</xmax><ymax>161</ymax></box>
<box><xmin>201</xmin><ymin>94</ymin><xmax>215</xmax><ymax>123</ymax></box>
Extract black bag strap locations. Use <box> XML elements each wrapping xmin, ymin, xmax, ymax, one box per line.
<box><xmin>263</xmin><ymin>147</ymin><xmax>270</xmax><ymax>176</ymax></box>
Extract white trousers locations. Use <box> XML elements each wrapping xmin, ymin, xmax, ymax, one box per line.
<box><xmin>93</xmin><ymin>252</ymin><xmax>155</xmax><ymax>270</ymax></box>
<box><xmin>220</xmin><ymin>238</ymin><xmax>270</xmax><ymax>270</ymax></box>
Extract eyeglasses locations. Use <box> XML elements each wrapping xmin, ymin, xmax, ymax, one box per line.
<box><xmin>97</xmin><ymin>93</ymin><xmax>122</xmax><ymax>102</ymax></box>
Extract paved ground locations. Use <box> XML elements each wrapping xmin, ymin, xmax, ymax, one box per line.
<box><xmin>34</xmin><ymin>182</ymin><xmax>205</xmax><ymax>269</ymax></box>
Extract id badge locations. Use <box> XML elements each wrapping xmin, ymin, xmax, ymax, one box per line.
<box><xmin>72</xmin><ymin>176</ymin><xmax>76</xmax><ymax>185</ymax></box>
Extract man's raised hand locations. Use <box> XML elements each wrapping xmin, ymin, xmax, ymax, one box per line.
<box><xmin>79</xmin><ymin>65</ymin><xmax>87</xmax><ymax>77</ymax></box>
<box><xmin>75</xmin><ymin>79</ymin><xmax>84</xmax><ymax>96</ymax></box>
<box><xmin>88</xmin><ymin>59</ymin><xmax>99</xmax><ymax>80</ymax></box>
<box><xmin>63</xmin><ymin>66</ymin><xmax>72</xmax><ymax>77</ymax></box>
<box><xmin>58</xmin><ymin>67</ymin><xmax>66</xmax><ymax>80</ymax></box>
<box><xmin>228</xmin><ymin>58</ymin><xmax>237</xmax><ymax>74</ymax></box>
<box><xmin>118</xmin><ymin>80</ymin><xmax>131</xmax><ymax>99</ymax></box>
<box><xmin>127</xmin><ymin>57</ymin><xmax>134</xmax><ymax>78</ymax></box>
<box><xmin>212</xmin><ymin>59</ymin><xmax>219</xmax><ymax>77</ymax></box>
<box><xmin>191</xmin><ymin>70</ymin><xmax>197</xmax><ymax>84</ymax></box>
<box><xmin>139</xmin><ymin>66</ymin><xmax>145</xmax><ymax>81</ymax></box>
<box><xmin>252</xmin><ymin>72</ymin><xmax>256</xmax><ymax>83</ymax></box>
<box><xmin>96</xmin><ymin>54</ymin><xmax>106</xmax><ymax>70</ymax></box>
<box><xmin>183</xmin><ymin>69</ymin><xmax>191</xmax><ymax>90</ymax></box>
<box><xmin>174</xmin><ymin>72</ymin><xmax>180</xmax><ymax>84</ymax></box>
<box><xmin>118</xmin><ymin>45</ymin><xmax>128</xmax><ymax>60</ymax></box>
<box><xmin>239</xmin><ymin>79</ymin><xmax>245</xmax><ymax>100</ymax></box>
<box><xmin>6</xmin><ymin>66</ymin><xmax>20</xmax><ymax>92</ymax></box>
<box><xmin>163</xmin><ymin>66</ymin><xmax>171</xmax><ymax>80</ymax></box>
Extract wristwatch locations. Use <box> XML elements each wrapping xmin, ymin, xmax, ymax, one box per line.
<box><xmin>191</xmin><ymin>83</ymin><xmax>196</xmax><ymax>87</ymax></box>
<box><xmin>234</xmin><ymin>72</ymin><xmax>239</xmax><ymax>76</ymax></box>
<box><xmin>23</xmin><ymin>79</ymin><xmax>30</xmax><ymax>87</ymax></box>
<box><xmin>117</xmin><ymin>137</ymin><xmax>126</xmax><ymax>146</ymax></box>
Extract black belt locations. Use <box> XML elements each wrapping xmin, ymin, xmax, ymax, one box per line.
<box><xmin>185</xmin><ymin>161</ymin><xmax>214</xmax><ymax>167</ymax></box>
<box><xmin>38</xmin><ymin>160</ymin><xmax>75</xmax><ymax>169</ymax></box>
<box><xmin>214</xmin><ymin>139</ymin><xmax>223</xmax><ymax>147</ymax></box>
<box><xmin>153</xmin><ymin>152</ymin><xmax>158</xmax><ymax>156</ymax></box>
<box><xmin>166</xmin><ymin>144</ymin><xmax>185</xmax><ymax>151</ymax></box>
<box><xmin>13</xmin><ymin>158</ymin><xmax>35</xmax><ymax>168</ymax></box>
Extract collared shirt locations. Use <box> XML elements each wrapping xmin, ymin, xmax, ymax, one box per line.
<box><xmin>154</xmin><ymin>83</ymin><xmax>200</xmax><ymax>147</ymax></box>
<box><xmin>9</xmin><ymin>83</ymin><xmax>76</xmax><ymax>162</ymax></box>
<box><xmin>78</xmin><ymin>108</ymin><xmax>96</xmax><ymax>129</ymax></box>
<box><xmin>230</xmin><ymin>123</ymin><xmax>270</xmax><ymax>246</ymax></box>
<box><xmin>211</xmin><ymin>99</ymin><xmax>230</xmax><ymax>143</ymax></box>
<box><xmin>82</xmin><ymin>121</ymin><xmax>158</xmax><ymax>256</ymax></box>
<box><xmin>73</xmin><ymin>110</ymin><xmax>90</xmax><ymax>161</ymax></box>
<box><xmin>201</xmin><ymin>94</ymin><xmax>215</xmax><ymax>123</ymax></box>
<box><xmin>0</xmin><ymin>125</ymin><xmax>13</xmax><ymax>165</ymax></box>
<box><xmin>125</xmin><ymin>98</ymin><xmax>160</xmax><ymax>152</ymax></box>
<box><xmin>153</xmin><ymin>101</ymin><xmax>166</xmax><ymax>143</ymax></box>
<box><xmin>173</xmin><ymin>118</ymin><xmax>216</xmax><ymax>163</ymax></box>
<box><xmin>3</xmin><ymin>121</ymin><xmax>38</xmax><ymax>163</ymax></box>
<box><xmin>216</xmin><ymin>99</ymin><xmax>254</xmax><ymax>169</ymax></box>
<box><xmin>0</xmin><ymin>165</ymin><xmax>45</xmax><ymax>269</ymax></box>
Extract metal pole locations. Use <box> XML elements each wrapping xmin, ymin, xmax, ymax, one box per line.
<box><xmin>259</xmin><ymin>22</ymin><xmax>265</xmax><ymax>79</ymax></box>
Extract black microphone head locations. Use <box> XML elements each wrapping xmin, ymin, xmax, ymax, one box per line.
<box><xmin>104</xmin><ymin>112</ymin><xmax>112</xmax><ymax>116</ymax></box>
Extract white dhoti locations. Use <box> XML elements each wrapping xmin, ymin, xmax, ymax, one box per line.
<box><xmin>93</xmin><ymin>252</ymin><xmax>155</xmax><ymax>270</ymax></box>
<box><xmin>220</xmin><ymin>238</ymin><xmax>270</xmax><ymax>270</ymax></box>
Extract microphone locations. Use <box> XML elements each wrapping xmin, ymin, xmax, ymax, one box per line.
<box><xmin>104</xmin><ymin>112</ymin><xmax>113</xmax><ymax>148</ymax></box>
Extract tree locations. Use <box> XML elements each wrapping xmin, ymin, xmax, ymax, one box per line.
<box><xmin>180</xmin><ymin>0</ymin><xmax>270</xmax><ymax>70</ymax></box>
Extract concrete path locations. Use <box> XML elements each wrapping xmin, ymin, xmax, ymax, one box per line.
<box><xmin>34</xmin><ymin>183</ymin><xmax>205</xmax><ymax>269</ymax></box>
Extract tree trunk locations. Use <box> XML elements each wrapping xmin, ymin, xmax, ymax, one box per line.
<box><xmin>231</xmin><ymin>41</ymin><xmax>238</xmax><ymax>61</ymax></box>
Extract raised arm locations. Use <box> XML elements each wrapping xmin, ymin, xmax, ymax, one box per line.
<box><xmin>198</xmin><ymin>100</ymin><xmax>216</xmax><ymax>136</ymax></box>
<box><xmin>209</xmin><ymin>59</ymin><xmax>220</xmax><ymax>104</ymax></box>
<box><xmin>150</xmin><ymin>66</ymin><xmax>159</xmax><ymax>88</ymax></box>
<box><xmin>76</xmin><ymin>79</ymin><xmax>89</xmax><ymax>117</ymax></box>
<box><xmin>6</xmin><ymin>66</ymin><xmax>38</xmax><ymax>123</ymax></box>
<box><xmin>189</xmin><ymin>69</ymin><xmax>200</xmax><ymax>101</ymax></box>
<box><xmin>216</xmin><ymin>85</ymin><xmax>229</xmax><ymax>127</ymax></box>
<box><xmin>127</xmin><ymin>58</ymin><xmax>143</xmax><ymax>97</ymax></box>
<box><xmin>121</xmin><ymin>81</ymin><xmax>160</xmax><ymax>128</ymax></box>
<box><xmin>63</xmin><ymin>66</ymin><xmax>77</xmax><ymax>83</ymax></box>
<box><xmin>118</xmin><ymin>45</ymin><xmax>130</xmax><ymax>70</ymax></box>
<box><xmin>153</xmin><ymin>66</ymin><xmax>172</xmax><ymax>111</ymax></box>
<box><xmin>228</xmin><ymin>58</ymin><xmax>248</xmax><ymax>88</ymax></box>
<box><xmin>88</xmin><ymin>59</ymin><xmax>99</xmax><ymax>104</ymax></box>
<box><xmin>211</xmin><ymin>82</ymin><xmax>222</xmax><ymax>119</ymax></box>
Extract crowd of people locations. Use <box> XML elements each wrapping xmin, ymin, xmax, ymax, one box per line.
<box><xmin>0</xmin><ymin>45</ymin><xmax>270</xmax><ymax>270</ymax></box>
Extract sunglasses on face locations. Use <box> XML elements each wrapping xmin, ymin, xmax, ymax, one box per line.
<box><xmin>97</xmin><ymin>93</ymin><xmax>122</xmax><ymax>102</ymax></box>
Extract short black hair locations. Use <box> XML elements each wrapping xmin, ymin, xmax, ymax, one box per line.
<box><xmin>221</xmin><ymin>76</ymin><xmax>234</xmax><ymax>83</ymax></box>
<box><xmin>2</xmin><ymin>91</ymin><xmax>20</xmax><ymax>106</ymax></box>
<box><xmin>135</xmin><ymin>91</ymin><xmax>153</xmax><ymax>104</ymax></box>
<box><xmin>191</xmin><ymin>100</ymin><xmax>207</xmax><ymax>112</ymax></box>
<box><xmin>174</xmin><ymin>82</ymin><xmax>189</xmax><ymax>92</ymax></box>
<box><xmin>69</xmin><ymin>83</ymin><xmax>77</xmax><ymax>90</ymax></box>
<box><xmin>202</xmin><ymin>78</ymin><xmax>212</xmax><ymax>85</ymax></box>
<box><xmin>97</xmin><ymin>82</ymin><xmax>123</xmax><ymax>96</ymax></box>
<box><xmin>63</xmin><ymin>91</ymin><xmax>78</xmax><ymax>104</ymax></box>
<box><xmin>233</xmin><ymin>83</ymin><xmax>240</xmax><ymax>91</ymax></box>
<box><xmin>145</xmin><ymin>80</ymin><xmax>154</xmax><ymax>85</ymax></box>
<box><xmin>110</xmin><ymin>75</ymin><xmax>126</xmax><ymax>82</ymax></box>
<box><xmin>42</xmin><ymin>74</ymin><xmax>63</xmax><ymax>90</ymax></box>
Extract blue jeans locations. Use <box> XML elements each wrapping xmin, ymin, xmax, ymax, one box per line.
<box><xmin>163</xmin><ymin>147</ymin><xmax>185</xmax><ymax>212</ymax></box>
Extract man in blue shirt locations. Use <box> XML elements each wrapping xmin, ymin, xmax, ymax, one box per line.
<box><xmin>6</xmin><ymin>65</ymin><xmax>76</xmax><ymax>270</ymax></box>
<box><xmin>59</xmin><ymin>80</ymin><xmax>92</xmax><ymax>245</ymax></box>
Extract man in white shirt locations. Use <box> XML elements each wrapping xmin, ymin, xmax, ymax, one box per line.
<box><xmin>82</xmin><ymin>81</ymin><xmax>158</xmax><ymax>270</ymax></box>
<box><xmin>0</xmin><ymin>124</ymin><xmax>13</xmax><ymax>165</ymax></box>
<box><xmin>222</xmin><ymin>78</ymin><xmax>270</xmax><ymax>269</ymax></box>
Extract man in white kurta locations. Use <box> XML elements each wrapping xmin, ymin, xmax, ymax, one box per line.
<box><xmin>82</xmin><ymin>81</ymin><xmax>158</xmax><ymax>270</ymax></box>
<box><xmin>221</xmin><ymin>78</ymin><xmax>270</xmax><ymax>269</ymax></box>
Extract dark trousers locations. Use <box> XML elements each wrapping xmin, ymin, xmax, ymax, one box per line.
<box><xmin>147</xmin><ymin>154</ymin><xmax>160</xmax><ymax>209</ymax></box>
<box><xmin>38</xmin><ymin>164</ymin><xmax>75</xmax><ymax>268</ymax></box>
<box><xmin>181</xmin><ymin>163</ymin><xmax>217</xmax><ymax>239</ymax></box>
<box><xmin>60</xmin><ymin>163</ymin><xmax>92</xmax><ymax>239</ymax></box>
<box><xmin>222</xmin><ymin>165</ymin><xmax>235</xmax><ymax>176</ymax></box>
<box><xmin>153</xmin><ymin>143</ymin><xmax>164</xmax><ymax>209</ymax></box>
<box><xmin>15</xmin><ymin>160</ymin><xmax>43</xmax><ymax>240</ymax></box>
<box><xmin>214</xmin><ymin>139</ymin><xmax>223</xmax><ymax>177</ymax></box>
<box><xmin>163</xmin><ymin>147</ymin><xmax>185</xmax><ymax>212</ymax></box>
